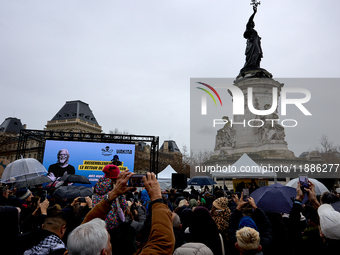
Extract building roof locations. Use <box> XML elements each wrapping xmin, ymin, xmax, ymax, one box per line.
<box><xmin>51</xmin><ymin>100</ymin><xmax>99</xmax><ymax>125</ymax></box>
<box><xmin>160</xmin><ymin>140</ymin><xmax>181</xmax><ymax>153</ymax></box>
<box><xmin>0</xmin><ymin>117</ymin><xmax>24</xmax><ymax>134</ymax></box>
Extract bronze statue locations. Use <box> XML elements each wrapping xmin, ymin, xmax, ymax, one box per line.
<box><xmin>243</xmin><ymin>6</ymin><xmax>263</xmax><ymax>69</ymax></box>
<box><xmin>242</xmin><ymin>6</ymin><xmax>262</xmax><ymax>71</ymax></box>
<box><xmin>237</xmin><ymin>1</ymin><xmax>272</xmax><ymax>79</ymax></box>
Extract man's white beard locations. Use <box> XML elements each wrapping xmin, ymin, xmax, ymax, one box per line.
<box><xmin>59</xmin><ymin>158</ymin><xmax>68</xmax><ymax>165</ymax></box>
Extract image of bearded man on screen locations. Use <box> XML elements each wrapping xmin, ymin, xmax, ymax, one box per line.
<box><xmin>47</xmin><ymin>149</ymin><xmax>75</xmax><ymax>181</ymax></box>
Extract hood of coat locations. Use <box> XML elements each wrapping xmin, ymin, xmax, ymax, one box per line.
<box><xmin>94</xmin><ymin>177</ymin><xmax>113</xmax><ymax>195</ymax></box>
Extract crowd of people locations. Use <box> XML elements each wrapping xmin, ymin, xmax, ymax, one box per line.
<box><xmin>1</xmin><ymin>165</ymin><xmax>340</xmax><ymax>255</ymax></box>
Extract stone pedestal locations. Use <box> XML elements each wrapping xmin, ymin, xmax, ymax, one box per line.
<box><xmin>214</xmin><ymin>77</ymin><xmax>295</xmax><ymax>159</ymax></box>
<box><xmin>201</xmin><ymin>77</ymin><xmax>325</xmax><ymax>180</ymax></box>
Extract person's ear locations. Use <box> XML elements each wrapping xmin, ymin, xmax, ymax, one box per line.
<box><xmin>235</xmin><ymin>242</ymin><xmax>239</xmax><ymax>250</ymax></box>
<box><xmin>258</xmin><ymin>245</ymin><xmax>262</xmax><ymax>252</ymax></box>
<box><xmin>61</xmin><ymin>225</ymin><xmax>67</xmax><ymax>235</ymax></box>
<box><xmin>101</xmin><ymin>248</ymin><xmax>108</xmax><ymax>255</ymax></box>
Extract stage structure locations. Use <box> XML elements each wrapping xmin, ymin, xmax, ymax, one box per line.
<box><xmin>16</xmin><ymin>129</ymin><xmax>159</xmax><ymax>174</ymax></box>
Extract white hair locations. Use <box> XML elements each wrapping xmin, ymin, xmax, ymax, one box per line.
<box><xmin>67</xmin><ymin>218</ymin><xmax>109</xmax><ymax>255</ymax></box>
<box><xmin>58</xmin><ymin>149</ymin><xmax>70</xmax><ymax>157</ymax></box>
<box><xmin>58</xmin><ymin>149</ymin><xmax>70</xmax><ymax>164</ymax></box>
<box><xmin>172</xmin><ymin>212</ymin><xmax>181</xmax><ymax>229</ymax></box>
<box><xmin>178</xmin><ymin>199</ymin><xmax>187</xmax><ymax>208</ymax></box>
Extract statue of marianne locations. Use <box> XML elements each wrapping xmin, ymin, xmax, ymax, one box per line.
<box><xmin>242</xmin><ymin>6</ymin><xmax>263</xmax><ymax>71</ymax></box>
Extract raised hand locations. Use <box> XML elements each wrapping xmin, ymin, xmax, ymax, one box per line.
<box><xmin>235</xmin><ymin>192</ymin><xmax>248</xmax><ymax>210</ymax></box>
<box><xmin>108</xmin><ymin>171</ymin><xmax>135</xmax><ymax>201</ymax></box>
<box><xmin>143</xmin><ymin>172</ymin><xmax>162</xmax><ymax>202</ymax></box>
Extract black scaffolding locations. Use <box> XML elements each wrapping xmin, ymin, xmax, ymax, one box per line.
<box><xmin>16</xmin><ymin>129</ymin><xmax>159</xmax><ymax>174</ymax></box>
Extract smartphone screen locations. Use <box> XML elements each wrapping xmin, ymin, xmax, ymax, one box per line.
<box><xmin>243</xmin><ymin>188</ymin><xmax>249</xmax><ymax>201</ymax></box>
<box><xmin>299</xmin><ymin>175</ymin><xmax>309</xmax><ymax>189</ymax></box>
<box><xmin>78</xmin><ymin>197</ymin><xmax>86</xmax><ymax>203</ymax></box>
<box><xmin>41</xmin><ymin>190</ymin><xmax>47</xmax><ymax>202</ymax></box>
<box><xmin>128</xmin><ymin>175</ymin><xmax>145</xmax><ymax>187</ymax></box>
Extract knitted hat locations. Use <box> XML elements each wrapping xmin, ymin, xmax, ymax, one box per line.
<box><xmin>189</xmin><ymin>198</ymin><xmax>198</xmax><ymax>209</ymax></box>
<box><xmin>318</xmin><ymin>204</ymin><xmax>340</xmax><ymax>240</ymax></box>
<box><xmin>213</xmin><ymin>197</ymin><xmax>229</xmax><ymax>210</ymax></box>
<box><xmin>236</xmin><ymin>227</ymin><xmax>260</xmax><ymax>251</ymax></box>
<box><xmin>173</xmin><ymin>243</ymin><xmax>213</xmax><ymax>255</ymax></box>
<box><xmin>102</xmin><ymin>165</ymin><xmax>120</xmax><ymax>179</ymax></box>
<box><xmin>239</xmin><ymin>216</ymin><xmax>258</xmax><ymax>231</ymax></box>
<box><xmin>16</xmin><ymin>188</ymin><xmax>31</xmax><ymax>200</ymax></box>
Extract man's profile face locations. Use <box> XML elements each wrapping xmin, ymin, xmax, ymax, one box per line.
<box><xmin>105</xmin><ymin>232</ymin><xmax>112</xmax><ymax>255</ymax></box>
<box><xmin>3</xmin><ymin>188</ymin><xmax>10</xmax><ymax>199</ymax></box>
<box><xmin>25</xmin><ymin>192</ymin><xmax>33</xmax><ymax>202</ymax></box>
<box><xmin>58</xmin><ymin>149</ymin><xmax>69</xmax><ymax>164</ymax></box>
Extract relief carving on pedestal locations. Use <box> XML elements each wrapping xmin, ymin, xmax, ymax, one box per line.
<box><xmin>257</xmin><ymin>104</ymin><xmax>285</xmax><ymax>143</ymax></box>
<box><xmin>215</xmin><ymin>116</ymin><xmax>236</xmax><ymax>150</ymax></box>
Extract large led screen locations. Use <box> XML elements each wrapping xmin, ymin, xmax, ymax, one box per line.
<box><xmin>43</xmin><ymin>140</ymin><xmax>135</xmax><ymax>186</ymax></box>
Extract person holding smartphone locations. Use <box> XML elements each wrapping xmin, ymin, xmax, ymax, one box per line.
<box><xmin>92</xmin><ymin>164</ymin><xmax>127</xmax><ymax>230</ymax></box>
<box><xmin>67</xmin><ymin>171</ymin><xmax>175</xmax><ymax>255</ymax></box>
<box><xmin>228</xmin><ymin>192</ymin><xmax>272</xmax><ymax>254</ymax></box>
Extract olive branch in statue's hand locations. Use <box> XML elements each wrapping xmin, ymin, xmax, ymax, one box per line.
<box><xmin>250</xmin><ymin>0</ymin><xmax>260</xmax><ymax>12</ymax></box>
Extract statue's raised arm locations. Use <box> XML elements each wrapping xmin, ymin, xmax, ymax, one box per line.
<box><xmin>246</xmin><ymin>6</ymin><xmax>257</xmax><ymax>30</ymax></box>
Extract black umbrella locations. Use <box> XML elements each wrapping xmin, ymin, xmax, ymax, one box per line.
<box><xmin>187</xmin><ymin>176</ymin><xmax>216</xmax><ymax>186</ymax></box>
<box><xmin>59</xmin><ymin>174</ymin><xmax>91</xmax><ymax>184</ymax></box>
<box><xmin>14</xmin><ymin>175</ymin><xmax>52</xmax><ymax>188</ymax></box>
<box><xmin>250</xmin><ymin>183</ymin><xmax>296</xmax><ymax>213</ymax></box>
<box><xmin>53</xmin><ymin>186</ymin><xmax>93</xmax><ymax>199</ymax></box>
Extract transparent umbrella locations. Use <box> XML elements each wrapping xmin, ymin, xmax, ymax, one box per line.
<box><xmin>1</xmin><ymin>158</ymin><xmax>48</xmax><ymax>184</ymax></box>
<box><xmin>285</xmin><ymin>178</ymin><xmax>329</xmax><ymax>196</ymax></box>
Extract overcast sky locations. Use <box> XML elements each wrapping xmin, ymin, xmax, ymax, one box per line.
<box><xmin>1</xmin><ymin>0</ymin><xmax>340</xmax><ymax>157</ymax></box>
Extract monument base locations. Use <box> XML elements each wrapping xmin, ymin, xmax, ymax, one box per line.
<box><xmin>206</xmin><ymin>76</ymin><xmax>305</xmax><ymax>179</ymax></box>
<box><xmin>213</xmin><ymin>141</ymin><xmax>296</xmax><ymax>160</ymax></box>
<box><xmin>237</xmin><ymin>68</ymin><xmax>273</xmax><ymax>80</ymax></box>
